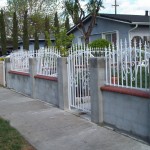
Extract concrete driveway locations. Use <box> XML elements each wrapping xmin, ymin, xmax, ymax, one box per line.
<box><xmin>0</xmin><ymin>87</ymin><xmax>149</xmax><ymax>150</ymax></box>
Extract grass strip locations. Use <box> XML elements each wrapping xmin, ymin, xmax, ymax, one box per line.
<box><xmin>0</xmin><ymin>117</ymin><xmax>35</xmax><ymax>150</ymax></box>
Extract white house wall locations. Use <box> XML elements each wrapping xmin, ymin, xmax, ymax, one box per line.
<box><xmin>130</xmin><ymin>26</ymin><xmax>150</xmax><ymax>40</ymax></box>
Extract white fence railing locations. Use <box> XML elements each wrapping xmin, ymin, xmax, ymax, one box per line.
<box><xmin>36</xmin><ymin>47</ymin><xmax>61</xmax><ymax>77</ymax></box>
<box><xmin>10</xmin><ymin>48</ymin><xmax>61</xmax><ymax>76</ymax></box>
<box><xmin>105</xmin><ymin>40</ymin><xmax>150</xmax><ymax>91</ymax></box>
<box><xmin>10</xmin><ymin>50</ymin><xmax>34</xmax><ymax>73</ymax></box>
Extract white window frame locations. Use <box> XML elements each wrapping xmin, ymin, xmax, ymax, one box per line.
<box><xmin>102</xmin><ymin>30</ymin><xmax>119</xmax><ymax>44</ymax></box>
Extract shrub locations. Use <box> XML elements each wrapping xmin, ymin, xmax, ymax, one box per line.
<box><xmin>0</xmin><ymin>58</ymin><xmax>4</xmax><ymax>61</ymax></box>
<box><xmin>89</xmin><ymin>39</ymin><xmax>111</xmax><ymax>49</ymax></box>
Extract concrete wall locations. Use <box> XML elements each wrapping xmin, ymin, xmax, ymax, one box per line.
<box><xmin>102</xmin><ymin>90</ymin><xmax>150</xmax><ymax>142</ymax></box>
<box><xmin>8</xmin><ymin>73</ymin><xmax>31</xmax><ymax>96</ymax></box>
<box><xmin>89</xmin><ymin>57</ymin><xmax>105</xmax><ymax>124</ymax></box>
<box><xmin>5</xmin><ymin>58</ymin><xmax>32</xmax><ymax>96</ymax></box>
<box><xmin>34</xmin><ymin>77</ymin><xmax>58</xmax><ymax>106</ymax></box>
<box><xmin>5</xmin><ymin>58</ymin><xmax>61</xmax><ymax>107</ymax></box>
<box><xmin>0</xmin><ymin>61</ymin><xmax>5</xmax><ymax>86</ymax></box>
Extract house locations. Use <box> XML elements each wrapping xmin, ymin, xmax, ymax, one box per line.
<box><xmin>0</xmin><ymin>33</ymin><xmax>55</xmax><ymax>56</ymax></box>
<box><xmin>19</xmin><ymin>33</ymin><xmax>55</xmax><ymax>51</ymax></box>
<box><xmin>19</xmin><ymin>39</ymin><xmax>45</xmax><ymax>51</ymax></box>
<box><xmin>0</xmin><ymin>40</ymin><xmax>15</xmax><ymax>56</ymax></box>
<box><xmin>67</xmin><ymin>11</ymin><xmax>150</xmax><ymax>46</ymax></box>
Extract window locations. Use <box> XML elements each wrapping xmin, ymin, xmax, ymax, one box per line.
<box><xmin>103</xmin><ymin>32</ymin><xmax>117</xmax><ymax>44</ymax></box>
<box><xmin>131</xmin><ymin>36</ymin><xmax>150</xmax><ymax>48</ymax></box>
<box><xmin>131</xmin><ymin>36</ymin><xmax>143</xmax><ymax>47</ymax></box>
<box><xmin>143</xmin><ymin>36</ymin><xmax>150</xmax><ymax>48</ymax></box>
<box><xmin>105</xmin><ymin>33</ymin><xmax>117</xmax><ymax>44</ymax></box>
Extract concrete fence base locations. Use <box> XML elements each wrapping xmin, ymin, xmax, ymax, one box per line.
<box><xmin>0</xmin><ymin>61</ymin><xmax>5</xmax><ymax>86</ymax></box>
<box><xmin>101</xmin><ymin>86</ymin><xmax>150</xmax><ymax>143</ymax></box>
<box><xmin>5</xmin><ymin>58</ymin><xmax>68</xmax><ymax>108</ymax></box>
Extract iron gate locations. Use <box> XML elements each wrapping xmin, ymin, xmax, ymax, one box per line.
<box><xmin>67</xmin><ymin>47</ymin><xmax>93</xmax><ymax>112</ymax></box>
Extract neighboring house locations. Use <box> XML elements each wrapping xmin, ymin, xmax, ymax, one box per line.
<box><xmin>0</xmin><ymin>41</ymin><xmax>15</xmax><ymax>56</ymax></box>
<box><xmin>67</xmin><ymin>11</ymin><xmax>150</xmax><ymax>46</ymax></box>
<box><xmin>0</xmin><ymin>33</ymin><xmax>55</xmax><ymax>56</ymax></box>
<box><xmin>19</xmin><ymin>33</ymin><xmax>55</xmax><ymax>51</ymax></box>
<box><xmin>19</xmin><ymin>39</ymin><xmax>45</xmax><ymax>51</ymax></box>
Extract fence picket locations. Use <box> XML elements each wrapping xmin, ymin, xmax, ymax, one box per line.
<box><xmin>105</xmin><ymin>40</ymin><xmax>150</xmax><ymax>91</ymax></box>
<box><xmin>10</xmin><ymin>48</ymin><xmax>60</xmax><ymax>76</ymax></box>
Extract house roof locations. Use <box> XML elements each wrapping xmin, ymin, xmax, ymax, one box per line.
<box><xmin>99</xmin><ymin>14</ymin><xmax>150</xmax><ymax>23</ymax></box>
<box><xmin>67</xmin><ymin>12</ymin><xmax>150</xmax><ymax>34</ymax></box>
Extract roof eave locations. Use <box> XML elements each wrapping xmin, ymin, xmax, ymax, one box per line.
<box><xmin>132</xmin><ymin>22</ymin><xmax>150</xmax><ymax>25</ymax></box>
<box><xmin>97</xmin><ymin>16</ymin><xmax>132</xmax><ymax>24</ymax></box>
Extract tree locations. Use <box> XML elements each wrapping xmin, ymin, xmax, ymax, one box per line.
<box><xmin>44</xmin><ymin>15</ymin><xmax>50</xmax><ymax>47</ymax></box>
<box><xmin>5</xmin><ymin>0</ymin><xmax>57</xmax><ymax>39</ymax></box>
<box><xmin>7</xmin><ymin>0</ymin><xmax>57</xmax><ymax>16</ymax></box>
<box><xmin>23</xmin><ymin>10</ymin><xmax>29</xmax><ymax>50</ymax></box>
<box><xmin>12</xmin><ymin>12</ymin><xmax>18</xmax><ymax>50</ymax></box>
<box><xmin>0</xmin><ymin>9</ymin><xmax>7</xmax><ymax>55</ymax></box>
<box><xmin>65</xmin><ymin>16</ymin><xmax>70</xmax><ymax>31</ymax></box>
<box><xmin>55</xmin><ymin>28</ymin><xmax>74</xmax><ymax>56</ymax></box>
<box><xmin>34</xmin><ymin>30</ymin><xmax>39</xmax><ymax>50</ymax></box>
<box><xmin>54</xmin><ymin>12</ymin><xmax>60</xmax><ymax>35</ymax></box>
<box><xmin>64</xmin><ymin>0</ymin><xmax>104</xmax><ymax>44</ymax></box>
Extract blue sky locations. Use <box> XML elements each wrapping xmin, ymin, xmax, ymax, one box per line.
<box><xmin>0</xmin><ymin>0</ymin><xmax>149</xmax><ymax>15</ymax></box>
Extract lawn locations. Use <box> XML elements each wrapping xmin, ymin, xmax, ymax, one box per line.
<box><xmin>0</xmin><ymin>117</ymin><xmax>35</xmax><ymax>150</ymax></box>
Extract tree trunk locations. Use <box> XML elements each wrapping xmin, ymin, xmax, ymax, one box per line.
<box><xmin>85</xmin><ymin>36</ymin><xmax>89</xmax><ymax>45</ymax></box>
<box><xmin>34</xmin><ymin>31</ymin><xmax>39</xmax><ymax>50</ymax></box>
<box><xmin>0</xmin><ymin>10</ymin><xmax>7</xmax><ymax>55</ymax></box>
<box><xmin>13</xmin><ymin>12</ymin><xmax>18</xmax><ymax>50</ymax></box>
<box><xmin>23</xmin><ymin>10</ymin><xmax>29</xmax><ymax>50</ymax></box>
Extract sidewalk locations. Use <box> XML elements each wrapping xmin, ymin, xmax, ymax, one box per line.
<box><xmin>0</xmin><ymin>87</ymin><xmax>149</xmax><ymax>150</ymax></box>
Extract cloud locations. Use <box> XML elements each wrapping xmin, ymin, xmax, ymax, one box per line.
<box><xmin>101</xmin><ymin>0</ymin><xmax>150</xmax><ymax>15</ymax></box>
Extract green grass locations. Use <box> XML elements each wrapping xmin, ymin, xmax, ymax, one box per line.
<box><xmin>0</xmin><ymin>117</ymin><xmax>35</xmax><ymax>150</ymax></box>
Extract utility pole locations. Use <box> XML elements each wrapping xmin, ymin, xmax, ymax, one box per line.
<box><xmin>112</xmin><ymin>0</ymin><xmax>119</xmax><ymax>14</ymax></box>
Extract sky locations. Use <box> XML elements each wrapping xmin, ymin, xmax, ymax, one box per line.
<box><xmin>0</xmin><ymin>0</ymin><xmax>150</xmax><ymax>15</ymax></box>
<box><xmin>0</xmin><ymin>0</ymin><xmax>7</xmax><ymax>8</ymax></box>
<box><xmin>101</xmin><ymin>0</ymin><xmax>150</xmax><ymax>15</ymax></box>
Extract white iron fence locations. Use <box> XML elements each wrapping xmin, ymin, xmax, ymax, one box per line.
<box><xmin>90</xmin><ymin>48</ymin><xmax>105</xmax><ymax>57</ymax></box>
<box><xmin>105</xmin><ymin>40</ymin><xmax>150</xmax><ymax>91</ymax></box>
<box><xmin>36</xmin><ymin>47</ymin><xmax>61</xmax><ymax>77</ymax></box>
<box><xmin>10</xmin><ymin>48</ymin><xmax>61</xmax><ymax>76</ymax></box>
<box><xmin>10</xmin><ymin>50</ymin><xmax>34</xmax><ymax>72</ymax></box>
<box><xmin>68</xmin><ymin>45</ymin><xmax>94</xmax><ymax>112</ymax></box>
